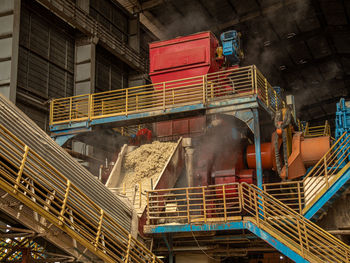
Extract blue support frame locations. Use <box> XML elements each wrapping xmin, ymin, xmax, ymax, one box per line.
<box><xmin>148</xmin><ymin>221</ymin><xmax>309</xmax><ymax>263</ymax></box>
<box><xmin>253</xmin><ymin>109</ymin><xmax>263</xmax><ymax>189</ymax></box>
<box><xmin>53</xmin><ymin>134</ymin><xmax>77</xmax><ymax>146</ymax></box>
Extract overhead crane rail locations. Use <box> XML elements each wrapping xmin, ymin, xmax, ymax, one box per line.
<box><xmin>0</xmin><ymin>124</ymin><xmax>161</xmax><ymax>263</ymax></box>
<box><xmin>49</xmin><ymin>65</ymin><xmax>285</xmax><ymax>126</ymax></box>
<box><xmin>145</xmin><ymin>182</ymin><xmax>350</xmax><ymax>263</ymax></box>
<box><xmin>264</xmin><ymin>131</ymin><xmax>350</xmax><ymax>216</ymax></box>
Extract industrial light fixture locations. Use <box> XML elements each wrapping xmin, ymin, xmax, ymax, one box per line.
<box><xmin>264</xmin><ymin>40</ymin><xmax>271</xmax><ymax>46</ymax></box>
<box><xmin>287</xmin><ymin>32</ymin><xmax>296</xmax><ymax>38</ymax></box>
<box><xmin>279</xmin><ymin>65</ymin><xmax>287</xmax><ymax>70</ymax></box>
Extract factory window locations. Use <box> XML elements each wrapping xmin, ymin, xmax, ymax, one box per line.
<box><xmin>90</xmin><ymin>0</ymin><xmax>128</xmax><ymax>43</ymax></box>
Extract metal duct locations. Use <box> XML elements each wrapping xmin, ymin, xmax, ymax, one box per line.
<box><xmin>0</xmin><ymin>94</ymin><xmax>133</xmax><ymax>231</ymax></box>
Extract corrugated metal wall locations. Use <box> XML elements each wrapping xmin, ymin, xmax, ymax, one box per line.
<box><xmin>90</xmin><ymin>0</ymin><xmax>128</xmax><ymax>43</ymax></box>
<box><xmin>90</xmin><ymin>0</ymin><xmax>129</xmax><ymax>93</ymax></box>
<box><xmin>95</xmin><ymin>45</ymin><xmax>128</xmax><ymax>93</ymax></box>
<box><xmin>17</xmin><ymin>0</ymin><xmax>74</xmax><ymax>130</ymax></box>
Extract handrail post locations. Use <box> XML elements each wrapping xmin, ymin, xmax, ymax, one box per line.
<box><xmin>305</xmin><ymin>122</ymin><xmax>309</xmax><ymax>136</ymax></box>
<box><xmin>139</xmin><ymin>182</ymin><xmax>142</xmax><ymax>208</ymax></box>
<box><xmin>146</xmin><ymin>191</ymin><xmax>150</xmax><ymax>225</ymax></box>
<box><xmin>122</xmin><ymin>182</ymin><xmax>126</xmax><ymax>195</ymax></box>
<box><xmin>202</xmin><ymin>186</ymin><xmax>207</xmax><ymax>223</ymax></box>
<box><xmin>136</xmin><ymin>95</ymin><xmax>138</xmax><ymax>111</ymax></box>
<box><xmin>124</xmin><ymin>233</ymin><xmax>132</xmax><ymax>263</ymax></box>
<box><xmin>59</xmin><ymin>180</ymin><xmax>71</xmax><ymax>225</ymax></box>
<box><xmin>274</xmin><ymin>90</ymin><xmax>278</xmax><ymax>111</ymax></box>
<box><xmin>69</xmin><ymin>97</ymin><xmax>72</xmax><ymax>121</ymax></box>
<box><xmin>90</xmin><ymin>94</ymin><xmax>94</xmax><ymax>119</ymax></box>
<box><xmin>14</xmin><ymin>145</ymin><xmax>29</xmax><ymax>194</ymax></box>
<box><xmin>254</xmin><ymin>190</ymin><xmax>260</xmax><ymax>226</ymax></box>
<box><xmin>125</xmin><ymin>89</ymin><xmax>128</xmax><ymax>116</ymax></box>
<box><xmin>95</xmin><ymin>209</ymin><xmax>104</xmax><ymax>250</ymax></box>
<box><xmin>238</xmin><ymin>184</ymin><xmax>243</xmax><ymax>212</ymax></box>
<box><xmin>302</xmin><ymin>218</ymin><xmax>310</xmax><ymax>253</ymax></box>
<box><xmin>88</xmin><ymin>95</ymin><xmax>92</xmax><ymax>120</ymax></box>
<box><xmin>324</xmin><ymin>158</ymin><xmax>330</xmax><ymax>189</ymax></box>
<box><xmin>223</xmin><ymin>185</ymin><xmax>227</xmax><ymax>222</ymax></box>
<box><xmin>265</xmin><ymin>78</ymin><xmax>268</xmax><ymax>107</ymax></box>
<box><xmin>296</xmin><ymin>219</ymin><xmax>305</xmax><ymax>257</ymax></box>
<box><xmin>297</xmin><ymin>182</ymin><xmax>303</xmax><ymax>214</ymax></box>
<box><xmin>186</xmin><ymin>188</ymin><xmax>190</xmax><ymax>223</ymax></box>
<box><xmin>50</xmin><ymin>101</ymin><xmax>54</xmax><ymax>125</ymax></box>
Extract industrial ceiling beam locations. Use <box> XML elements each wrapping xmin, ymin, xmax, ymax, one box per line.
<box><xmin>300</xmin><ymin>96</ymin><xmax>345</xmax><ymax>111</ymax></box>
<box><xmin>217</xmin><ymin>0</ymin><xmax>301</xmax><ymax>31</ymax></box>
<box><xmin>261</xmin><ymin>25</ymin><xmax>350</xmax><ymax>50</ymax></box>
<box><xmin>115</xmin><ymin>0</ymin><xmax>167</xmax><ymax>40</ymax></box>
<box><xmin>140</xmin><ymin>0</ymin><xmax>164</xmax><ymax>11</ymax></box>
<box><xmin>279</xmin><ymin>53</ymin><xmax>350</xmax><ymax>74</ymax></box>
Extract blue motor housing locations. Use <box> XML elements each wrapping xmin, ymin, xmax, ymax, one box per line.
<box><xmin>220</xmin><ymin>30</ymin><xmax>241</xmax><ymax>65</ymax></box>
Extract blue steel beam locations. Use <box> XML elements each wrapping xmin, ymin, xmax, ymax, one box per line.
<box><xmin>147</xmin><ymin>221</ymin><xmax>309</xmax><ymax>263</ymax></box>
<box><xmin>253</xmin><ymin>109</ymin><xmax>263</xmax><ymax>189</ymax></box>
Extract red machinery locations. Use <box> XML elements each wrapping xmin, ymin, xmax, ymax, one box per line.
<box><xmin>149</xmin><ymin>32</ymin><xmax>223</xmax><ymax>84</ymax></box>
<box><xmin>150</xmin><ymin>31</ymin><xmax>239</xmax><ymax>140</ymax></box>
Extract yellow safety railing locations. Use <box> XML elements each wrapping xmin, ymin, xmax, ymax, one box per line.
<box><xmin>147</xmin><ymin>184</ymin><xmax>242</xmax><ymax>224</ymax></box>
<box><xmin>50</xmin><ymin>66</ymin><xmax>286</xmax><ymax>125</ymax></box>
<box><xmin>263</xmin><ymin>181</ymin><xmax>305</xmax><ymax>214</ymax></box>
<box><xmin>109</xmin><ymin>181</ymin><xmax>145</xmax><ymax>211</ymax></box>
<box><xmin>0</xmin><ymin>124</ymin><xmax>161</xmax><ymax>263</ymax></box>
<box><xmin>146</xmin><ymin>183</ymin><xmax>350</xmax><ymax>263</ymax></box>
<box><xmin>303</xmin><ymin>121</ymin><xmax>331</xmax><ymax>138</ymax></box>
<box><xmin>264</xmin><ymin>131</ymin><xmax>350</xmax><ymax>214</ymax></box>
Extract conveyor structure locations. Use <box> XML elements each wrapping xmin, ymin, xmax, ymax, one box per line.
<box><xmin>0</xmin><ymin>95</ymin><xmax>161</xmax><ymax>262</ymax></box>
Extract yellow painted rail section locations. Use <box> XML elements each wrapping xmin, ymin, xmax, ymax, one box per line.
<box><xmin>264</xmin><ymin>131</ymin><xmax>350</xmax><ymax>215</ymax></box>
<box><xmin>146</xmin><ymin>183</ymin><xmax>350</xmax><ymax>263</ymax></box>
<box><xmin>0</xmin><ymin>124</ymin><xmax>161</xmax><ymax>263</ymax></box>
<box><xmin>50</xmin><ymin>66</ymin><xmax>286</xmax><ymax>125</ymax></box>
<box><xmin>303</xmin><ymin>121</ymin><xmax>331</xmax><ymax>138</ymax></box>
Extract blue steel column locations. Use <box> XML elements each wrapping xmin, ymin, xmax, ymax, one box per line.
<box><xmin>253</xmin><ymin>109</ymin><xmax>263</xmax><ymax>189</ymax></box>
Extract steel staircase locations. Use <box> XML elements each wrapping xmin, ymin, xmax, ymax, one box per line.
<box><xmin>0</xmin><ymin>124</ymin><xmax>161</xmax><ymax>263</ymax></box>
<box><xmin>145</xmin><ymin>182</ymin><xmax>350</xmax><ymax>263</ymax></box>
<box><xmin>264</xmin><ymin>131</ymin><xmax>350</xmax><ymax>220</ymax></box>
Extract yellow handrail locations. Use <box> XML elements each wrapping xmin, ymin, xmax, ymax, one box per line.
<box><xmin>303</xmin><ymin>121</ymin><xmax>331</xmax><ymax>138</ymax></box>
<box><xmin>50</xmin><ymin>66</ymin><xmax>286</xmax><ymax>126</ymax></box>
<box><xmin>0</xmin><ymin>124</ymin><xmax>161</xmax><ymax>263</ymax></box>
<box><xmin>146</xmin><ymin>183</ymin><xmax>350</xmax><ymax>263</ymax></box>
